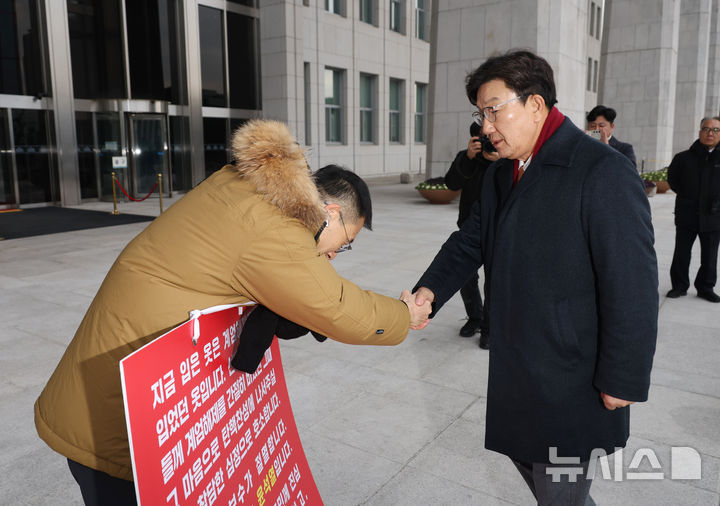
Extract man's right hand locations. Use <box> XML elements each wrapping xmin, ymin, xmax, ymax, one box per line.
<box><xmin>400</xmin><ymin>289</ymin><xmax>432</xmax><ymax>329</ymax></box>
<box><xmin>409</xmin><ymin>287</ymin><xmax>435</xmax><ymax>330</ymax></box>
<box><xmin>466</xmin><ymin>137</ymin><xmax>482</xmax><ymax>160</ymax></box>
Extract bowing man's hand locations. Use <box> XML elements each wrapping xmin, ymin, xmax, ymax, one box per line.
<box><xmin>400</xmin><ymin>289</ymin><xmax>432</xmax><ymax>330</ymax></box>
<box><xmin>601</xmin><ymin>392</ymin><xmax>634</xmax><ymax>410</ymax></box>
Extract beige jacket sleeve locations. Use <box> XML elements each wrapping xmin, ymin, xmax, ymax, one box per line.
<box><xmin>230</xmin><ymin>218</ymin><xmax>409</xmax><ymax>346</ymax></box>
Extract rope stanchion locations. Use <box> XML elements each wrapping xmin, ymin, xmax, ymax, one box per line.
<box><xmin>111</xmin><ymin>172</ymin><xmax>120</xmax><ymax>215</ymax></box>
<box><xmin>114</xmin><ymin>178</ymin><xmax>159</xmax><ymax>202</ymax></box>
<box><xmin>158</xmin><ymin>173</ymin><xmax>164</xmax><ymax>214</ymax></box>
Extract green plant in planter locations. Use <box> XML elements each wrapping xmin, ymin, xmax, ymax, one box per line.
<box><xmin>640</xmin><ymin>167</ymin><xmax>668</xmax><ymax>182</ymax></box>
<box><xmin>415</xmin><ymin>177</ymin><xmax>449</xmax><ymax>190</ymax></box>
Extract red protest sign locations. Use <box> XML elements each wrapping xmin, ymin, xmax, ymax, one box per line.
<box><xmin>120</xmin><ymin>304</ymin><xmax>323</xmax><ymax>506</ymax></box>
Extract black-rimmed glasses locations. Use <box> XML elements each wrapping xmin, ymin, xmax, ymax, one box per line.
<box><xmin>336</xmin><ymin>212</ymin><xmax>353</xmax><ymax>253</ymax></box>
<box><xmin>700</xmin><ymin>127</ymin><xmax>720</xmax><ymax>134</ymax></box>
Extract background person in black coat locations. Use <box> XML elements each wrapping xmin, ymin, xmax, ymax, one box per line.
<box><xmin>409</xmin><ymin>50</ymin><xmax>657</xmax><ymax>505</ymax></box>
<box><xmin>444</xmin><ymin>122</ymin><xmax>499</xmax><ymax>348</ymax></box>
<box><xmin>667</xmin><ymin>116</ymin><xmax>720</xmax><ymax>303</ymax></box>
<box><xmin>586</xmin><ymin>105</ymin><xmax>637</xmax><ymax>168</ymax></box>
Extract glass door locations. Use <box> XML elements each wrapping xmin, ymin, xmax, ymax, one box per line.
<box><xmin>128</xmin><ymin>114</ymin><xmax>168</xmax><ymax>198</ymax></box>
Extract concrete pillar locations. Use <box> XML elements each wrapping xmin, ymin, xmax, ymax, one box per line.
<box><xmin>600</xmin><ymin>0</ymin><xmax>681</xmax><ymax>172</ymax></box>
<box><xmin>672</xmin><ymin>0</ymin><xmax>712</xmax><ymax>153</ymax></box>
<box><xmin>260</xmin><ymin>1</ymin><xmax>297</xmax><ymax>127</ymax></box>
<box><xmin>706</xmin><ymin>0</ymin><xmax>720</xmax><ymax>115</ymax></box>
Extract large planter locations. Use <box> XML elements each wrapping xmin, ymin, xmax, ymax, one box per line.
<box><xmin>655</xmin><ymin>181</ymin><xmax>670</xmax><ymax>193</ymax></box>
<box><xmin>417</xmin><ymin>188</ymin><xmax>461</xmax><ymax>204</ymax></box>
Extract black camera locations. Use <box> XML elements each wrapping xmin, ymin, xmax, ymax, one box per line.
<box><xmin>480</xmin><ymin>135</ymin><xmax>497</xmax><ymax>153</ymax></box>
<box><xmin>469</xmin><ymin>122</ymin><xmax>497</xmax><ymax>153</ymax></box>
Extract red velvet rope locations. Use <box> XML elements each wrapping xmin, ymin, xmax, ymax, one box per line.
<box><xmin>114</xmin><ymin>178</ymin><xmax>159</xmax><ymax>202</ymax></box>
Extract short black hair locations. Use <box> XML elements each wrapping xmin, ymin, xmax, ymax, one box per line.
<box><xmin>587</xmin><ymin>105</ymin><xmax>617</xmax><ymax>124</ymax></box>
<box><xmin>465</xmin><ymin>49</ymin><xmax>557</xmax><ymax>109</ymax></box>
<box><xmin>313</xmin><ymin>165</ymin><xmax>373</xmax><ymax>230</ymax></box>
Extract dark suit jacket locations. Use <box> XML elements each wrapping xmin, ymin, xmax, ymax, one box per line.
<box><xmin>416</xmin><ymin>117</ymin><xmax>658</xmax><ymax>463</ymax></box>
<box><xmin>609</xmin><ymin>135</ymin><xmax>636</xmax><ymax>168</ymax></box>
<box><xmin>668</xmin><ymin>140</ymin><xmax>720</xmax><ymax>232</ymax></box>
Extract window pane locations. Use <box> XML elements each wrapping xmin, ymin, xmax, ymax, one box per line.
<box><xmin>593</xmin><ymin>59</ymin><xmax>598</xmax><ymax>92</ymax></box>
<box><xmin>590</xmin><ymin>2</ymin><xmax>595</xmax><ymax>37</ymax></box>
<box><xmin>68</xmin><ymin>0</ymin><xmax>127</xmax><ymax>99</ymax></box>
<box><xmin>96</xmin><ymin>112</ymin><xmax>122</xmax><ymax>199</ymax></box>
<box><xmin>75</xmin><ymin>112</ymin><xmax>98</xmax><ymax>199</ymax></box>
<box><xmin>326</xmin><ymin>107</ymin><xmax>341</xmax><ymax>142</ymax></box>
<box><xmin>0</xmin><ymin>0</ymin><xmax>45</xmax><ymax>96</ymax></box>
<box><xmin>0</xmin><ymin>109</ymin><xmax>15</xmax><ymax>204</ymax></box>
<box><xmin>170</xmin><ymin>116</ymin><xmax>192</xmax><ymax>191</ymax></box>
<box><xmin>360</xmin><ymin>0</ymin><xmax>373</xmax><ymax>24</ymax></box>
<box><xmin>586</xmin><ymin>57</ymin><xmax>592</xmax><ymax>91</ymax></box>
<box><xmin>13</xmin><ymin>109</ymin><xmax>56</xmax><ymax>204</ymax></box>
<box><xmin>596</xmin><ymin>6</ymin><xmax>601</xmax><ymax>39</ymax></box>
<box><xmin>389</xmin><ymin>79</ymin><xmax>401</xmax><ymax>110</ymax></box>
<box><xmin>228</xmin><ymin>12</ymin><xmax>260</xmax><ymax>109</ymax></box>
<box><xmin>360</xmin><ymin>74</ymin><xmax>372</xmax><ymax>108</ymax></box>
<box><xmin>415</xmin><ymin>83</ymin><xmax>426</xmax><ymax>113</ymax></box>
<box><xmin>414</xmin><ymin>114</ymin><xmax>424</xmax><ymax>143</ymax></box>
<box><xmin>203</xmin><ymin>118</ymin><xmax>228</xmax><ymax>176</ymax></box>
<box><xmin>126</xmin><ymin>0</ymin><xmax>186</xmax><ymax>104</ymax></box>
<box><xmin>389</xmin><ymin>112</ymin><xmax>400</xmax><ymax>143</ymax></box>
<box><xmin>325</xmin><ymin>69</ymin><xmax>340</xmax><ymax>105</ymax></box>
<box><xmin>360</xmin><ymin>110</ymin><xmax>373</xmax><ymax>143</ymax></box>
<box><xmin>228</xmin><ymin>0</ymin><xmax>254</xmax><ymax>5</ymax></box>
<box><xmin>390</xmin><ymin>0</ymin><xmax>402</xmax><ymax>32</ymax></box>
<box><xmin>199</xmin><ymin>6</ymin><xmax>226</xmax><ymax>107</ymax></box>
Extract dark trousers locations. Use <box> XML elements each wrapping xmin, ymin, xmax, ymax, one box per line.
<box><xmin>512</xmin><ymin>459</ymin><xmax>596</xmax><ymax>506</ymax></box>
<box><xmin>670</xmin><ymin>227</ymin><xmax>720</xmax><ymax>292</ymax></box>
<box><xmin>67</xmin><ymin>459</ymin><xmax>137</xmax><ymax>506</ymax></box>
<box><xmin>459</xmin><ymin>271</ymin><xmax>485</xmax><ymax>324</ymax></box>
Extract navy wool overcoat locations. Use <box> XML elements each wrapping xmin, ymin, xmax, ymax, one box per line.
<box><xmin>416</xmin><ymin>118</ymin><xmax>658</xmax><ymax>464</ymax></box>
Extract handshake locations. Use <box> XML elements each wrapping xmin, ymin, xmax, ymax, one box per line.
<box><xmin>399</xmin><ymin>287</ymin><xmax>435</xmax><ymax>330</ymax></box>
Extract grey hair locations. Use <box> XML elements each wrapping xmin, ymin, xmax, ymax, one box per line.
<box><xmin>700</xmin><ymin>116</ymin><xmax>720</xmax><ymax>127</ymax></box>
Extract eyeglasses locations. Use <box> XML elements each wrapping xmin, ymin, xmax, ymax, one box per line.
<box><xmin>472</xmin><ymin>95</ymin><xmax>527</xmax><ymax>126</ymax></box>
<box><xmin>336</xmin><ymin>212</ymin><xmax>353</xmax><ymax>253</ymax></box>
<box><xmin>700</xmin><ymin>127</ymin><xmax>720</xmax><ymax>134</ymax></box>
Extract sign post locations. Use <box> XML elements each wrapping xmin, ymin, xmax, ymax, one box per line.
<box><xmin>120</xmin><ymin>304</ymin><xmax>322</xmax><ymax>506</ymax></box>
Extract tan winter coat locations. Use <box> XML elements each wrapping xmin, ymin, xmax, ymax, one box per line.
<box><xmin>35</xmin><ymin>120</ymin><xmax>409</xmax><ymax>480</ymax></box>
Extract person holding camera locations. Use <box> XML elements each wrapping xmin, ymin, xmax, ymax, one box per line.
<box><xmin>667</xmin><ymin>116</ymin><xmax>720</xmax><ymax>303</ymax></box>
<box><xmin>444</xmin><ymin>122</ymin><xmax>500</xmax><ymax>348</ymax></box>
<box><xmin>586</xmin><ymin>105</ymin><xmax>637</xmax><ymax>168</ymax></box>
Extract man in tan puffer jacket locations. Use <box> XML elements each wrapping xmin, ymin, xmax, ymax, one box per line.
<box><xmin>35</xmin><ymin>119</ymin><xmax>430</xmax><ymax>504</ymax></box>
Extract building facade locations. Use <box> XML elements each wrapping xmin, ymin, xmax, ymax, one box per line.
<box><xmin>0</xmin><ymin>0</ymin><xmax>430</xmax><ymax>208</ymax></box>
<box><xmin>426</xmin><ymin>0</ymin><xmax>720</xmax><ymax>177</ymax></box>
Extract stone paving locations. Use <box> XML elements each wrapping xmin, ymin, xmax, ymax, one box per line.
<box><xmin>0</xmin><ymin>184</ymin><xmax>718</xmax><ymax>505</ymax></box>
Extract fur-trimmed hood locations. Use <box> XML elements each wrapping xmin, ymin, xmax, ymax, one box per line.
<box><xmin>231</xmin><ymin>119</ymin><xmax>326</xmax><ymax>232</ymax></box>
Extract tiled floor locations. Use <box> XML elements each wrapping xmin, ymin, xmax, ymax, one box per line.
<box><xmin>1</xmin><ymin>185</ymin><xmax>718</xmax><ymax>505</ymax></box>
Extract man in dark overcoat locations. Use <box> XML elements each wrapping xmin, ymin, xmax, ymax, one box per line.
<box><xmin>666</xmin><ymin>116</ymin><xmax>720</xmax><ymax>303</ymax></box>
<box><xmin>410</xmin><ymin>50</ymin><xmax>658</xmax><ymax>505</ymax></box>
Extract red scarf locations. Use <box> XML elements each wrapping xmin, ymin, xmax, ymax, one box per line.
<box><xmin>513</xmin><ymin>106</ymin><xmax>565</xmax><ymax>186</ymax></box>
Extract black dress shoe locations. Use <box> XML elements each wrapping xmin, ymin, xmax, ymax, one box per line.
<box><xmin>697</xmin><ymin>290</ymin><xmax>720</xmax><ymax>303</ymax></box>
<box><xmin>459</xmin><ymin>319</ymin><xmax>482</xmax><ymax>337</ymax></box>
<box><xmin>666</xmin><ymin>288</ymin><xmax>687</xmax><ymax>298</ymax></box>
<box><xmin>478</xmin><ymin>331</ymin><xmax>490</xmax><ymax>350</ymax></box>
